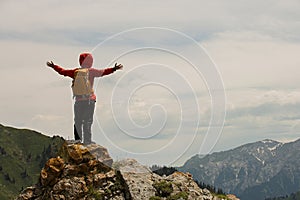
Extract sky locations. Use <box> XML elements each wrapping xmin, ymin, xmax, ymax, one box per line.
<box><xmin>1</xmin><ymin>0</ymin><xmax>300</xmax><ymax>166</ymax></box>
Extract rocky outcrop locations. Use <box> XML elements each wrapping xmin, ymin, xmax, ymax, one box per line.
<box><xmin>17</xmin><ymin>142</ymin><xmax>127</xmax><ymax>200</ymax></box>
<box><xmin>17</xmin><ymin>142</ymin><xmax>235</xmax><ymax>200</ymax></box>
<box><xmin>116</xmin><ymin>158</ymin><xmax>230</xmax><ymax>200</ymax></box>
<box><xmin>116</xmin><ymin>159</ymin><xmax>158</xmax><ymax>199</ymax></box>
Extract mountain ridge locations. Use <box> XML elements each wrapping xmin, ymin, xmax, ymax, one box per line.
<box><xmin>0</xmin><ymin>124</ymin><xmax>65</xmax><ymax>200</ymax></box>
<box><xmin>2</xmin><ymin>123</ymin><xmax>298</xmax><ymax>199</ymax></box>
<box><xmin>1</xmin><ymin>124</ymin><xmax>239</xmax><ymax>200</ymax></box>
<box><xmin>179</xmin><ymin>138</ymin><xmax>300</xmax><ymax>200</ymax></box>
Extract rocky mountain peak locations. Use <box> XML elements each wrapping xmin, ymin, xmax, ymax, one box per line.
<box><xmin>17</xmin><ymin>141</ymin><xmax>237</xmax><ymax>200</ymax></box>
<box><xmin>180</xmin><ymin>138</ymin><xmax>300</xmax><ymax>200</ymax></box>
<box><xmin>259</xmin><ymin>139</ymin><xmax>283</xmax><ymax>150</ymax></box>
<box><xmin>261</xmin><ymin>139</ymin><xmax>277</xmax><ymax>143</ymax></box>
<box><xmin>17</xmin><ymin>142</ymin><xmax>118</xmax><ymax>200</ymax></box>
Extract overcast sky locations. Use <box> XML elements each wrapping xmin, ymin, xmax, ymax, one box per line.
<box><xmin>1</xmin><ymin>0</ymin><xmax>300</xmax><ymax>166</ymax></box>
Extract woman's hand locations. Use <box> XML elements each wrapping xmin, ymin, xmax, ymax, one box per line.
<box><xmin>46</xmin><ymin>61</ymin><xmax>55</xmax><ymax>68</ymax></box>
<box><xmin>114</xmin><ymin>63</ymin><xmax>123</xmax><ymax>71</ymax></box>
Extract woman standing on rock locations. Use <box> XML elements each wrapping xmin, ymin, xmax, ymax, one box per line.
<box><xmin>47</xmin><ymin>53</ymin><xmax>123</xmax><ymax>144</ymax></box>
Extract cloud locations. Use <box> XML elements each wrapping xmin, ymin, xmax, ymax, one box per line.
<box><xmin>212</xmin><ymin>89</ymin><xmax>300</xmax><ymax>152</ymax></box>
<box><xmin>1</xmin><ymin>0</ymin><xmax>300</xmax><ymax>45</ymax></box>
<box><xmin>203</xmin><ymin>31</ymin><xmax>300</xmax><ymax>91</ymax></box>
<box><xmin>1</xmin><ymin>0</ymin><xmax>300</xmax><ymax>165</ymax></box>
<box><xmin>27</xmin><ymin>114</ymin><xmax>71</xmax><ymax>136</ymax></box>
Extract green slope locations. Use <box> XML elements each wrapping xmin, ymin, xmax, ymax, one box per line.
<box><xmin>0</xmin><ymin>124</ymin><xmax>65</xmax><ymax>200</ymax></box>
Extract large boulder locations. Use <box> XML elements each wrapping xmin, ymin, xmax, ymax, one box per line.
<box><xmin>40</xmin><ymin>157</ymin><xmax>65</xmax><ymax>186</ymax></box>
<box><xmin>116</xmin><ymin>158</ymin><xmax>231</xmax><ymax>200</ymax></box>
<box><xmin>16</xmin><ymin>142</ymin><xmax>124</xmax><ymax>200</ymax></box>
<box><xmin>60</xmin><ymin>142</ymin><xmax>113</xmax><ymax>167</ymax></box>
<box><xmin>116</xmin><ymin>158</ymin><xmax>160</xmax><ymax>199</ymax></box>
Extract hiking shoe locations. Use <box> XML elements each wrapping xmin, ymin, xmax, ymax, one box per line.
<box><xmin>83</xmin><ymin>141</ymin><xmax>96</xmax><ymax>145</ymax></box>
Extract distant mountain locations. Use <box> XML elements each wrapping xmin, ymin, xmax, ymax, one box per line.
<box><xmin>0</xmin><ymin>124</ymin><xmax>64</xmax><ymax>200</ymax></box>
<box><xmin>179</xmin><ymin>138</ymin><xmax>300</xmax><ymax>200</ymax></box>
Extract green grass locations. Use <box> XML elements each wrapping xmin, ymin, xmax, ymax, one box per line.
<box><xmin>153</xmin><ymin>180</ymin><xmax>173</xmax><ymax>197</ymax></box>
<box><xmin>88</xmin><ymin>185</ymin><xmax>104</xmax><ymax>200</ymax></box>
<box><xmin>214</xmin><ymin>193</ymin><xmax>231</xmax><ymax>200</ymax></box>
<box><xmin>0</xmin><ymin>124</ymin><xmax>65</xmax><ymax>200</ymax></box>
<box><xmin>0</xmin><ymin>184</ymin><xmax>15</xmax><ymax>200</ymax></box>
<box><xmin>149</xmin><ymin>196</ymin><xmax>162</xmax><ymax>200</ymax></box>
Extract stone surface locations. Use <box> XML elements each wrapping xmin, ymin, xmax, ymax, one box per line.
<box><xmin>60</xmin><ymin>142</ymin><xmax>113</xmax><ymax>168</ymax></box>
<box><xmin>117</xmin><ymin>159</ymin><xmax>232</xmax><ymax>200</ymax></box>
<box><xmin>17</xmin><ymin>143</ymin><xmax>236</xmax><ymax>200</ymax></box>
<box><xmin>168</xmin><ymin>172</ymin><xmax>206</xmax><ymax>200</ymax></box>
<box><xmin>40</xmin><ymin>157</ymin><xmax>64</xmax><ymax>186</ymax></box>
<box><xmin>85</xmin><ymin>143</ymin><xmax>113</xmax><ymax>167</ymax></box>
<box><xmin>117</xmin><ymin>159</ymin><xmax>159</xmax><ymax>200</ymax></box>
<box><xmin>16</xmin><ymin>142</ymin><xmax>123</xmax><ymax>200</ymax></box>
<box><xmin>226</xmin><ymin>194</ymin><xmax>240</xmax><ymax>200</ymax></box>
